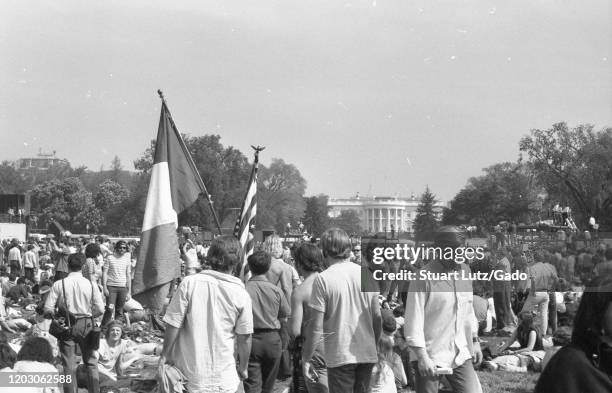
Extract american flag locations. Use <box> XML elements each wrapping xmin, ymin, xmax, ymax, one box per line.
<box><xmin>234</xmin><ymin>147</ymin><xmax>262</xmax><ymax>280</ymax></box>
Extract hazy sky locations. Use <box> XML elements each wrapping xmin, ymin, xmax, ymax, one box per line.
<box><xmin>1</xmin><ymin>0</ymin><xmax>611</xmax><ymax>201</ymax></box>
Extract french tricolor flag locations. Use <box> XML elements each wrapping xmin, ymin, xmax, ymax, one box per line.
<box><xmin>133</xmin><ymin>94</ymin><xmax>207</xmax><ymax>311</ymax></box>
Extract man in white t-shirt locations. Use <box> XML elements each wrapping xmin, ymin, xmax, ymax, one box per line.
<box><xmin>160</xmin><ymin>236</ymin><xmax>253</xmax><ymax>393</ymax></box>
<box><xmin>303</xmin><ymin>228</ymin><xmax>381</xmax><ymax>393</ymax></box>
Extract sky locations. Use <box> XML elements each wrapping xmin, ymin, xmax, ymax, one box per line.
<box><xmin>1</xmin><ymin>0</ymin><xmax>611</xmax><ymax>202</ymax></box>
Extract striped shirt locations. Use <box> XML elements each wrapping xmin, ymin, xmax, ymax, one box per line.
<box><xmin>105</xmin><ymin>253</ymin><xmax>131</xmax><ymax>287</ymax></box>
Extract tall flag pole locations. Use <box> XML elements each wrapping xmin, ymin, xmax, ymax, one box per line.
<box><xmin>234</xmin><ymin>145</ymin><xmax>264</xmax><ymax>281</ymax></box>
<box><xmin>133</xmin><ymin>90</ymin><xmax>221</xmax><ymax>312</ymax></box>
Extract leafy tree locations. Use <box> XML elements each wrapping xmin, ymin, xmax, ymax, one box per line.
<box><xmin>94</xmin><ymin>179</ymin><xmax>130</xmax><ymax>211</ymax></box>
<box><xmin>0</xmin><ymin>162</ymin><xmax>26</xmax><ymax>194</ymax></box>
<box><xmin>329</xmin><ymin>210</ymin><xmax>362</xmax><ymax>235</ymax></box>
<box><xmin>257</xmin><ymin>159</ymin><xmax>306</xmax><ymax>232</ymax></box>
<box><xmin>414</xmin><ymin>187</ymin><xmax>439</xmax><ymax>240</ymax></box>
<box><xmin>302</xmin><ymin>195</ymin><xmax>330</xmax><ymax>237</ymax></box>
<box><xmin>443</xmin><ymin>163</ymin><xmax>541</xmax><ymax>226</ymax></box>
<box><xmin>30</xmin><ymin>177</ymin><xmax>103</xmax><ymax>232</ymax></box>
<box><xmin>519</xmin><ymin>123</ymin><xmax>612</xmax><ymax>229</ymax></box>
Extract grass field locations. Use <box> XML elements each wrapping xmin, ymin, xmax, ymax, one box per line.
<box><xmin>478</xmin><ymin>370</ymin><xmax>539</xmax><ymax>393</ymax></box>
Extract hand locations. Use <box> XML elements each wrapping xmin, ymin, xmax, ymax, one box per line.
<box><xmin>103</xmin><ymin>287</ymin><xmax>109</xmax><ymax>297</ymax></box>
<box><xmin>417</xmin><ymin>355</ymin><xmax>437</xmax><ymax>377</ymax></box>
<box><xmin>303</xmin><ymin>360</ymin><xmax>319</xmax><ymax>382</ymax></box>
<box><xmin>157</xmin><ymin>355</ymin><xmax>167</xmax><ymax>374</ymax></box>
<box><xmin>126</xmin><ymin>292</ymin><xmax>131</xmax><ymax>301</ymax></box>
<box><xmin>472</xmin><ymin>342</ymin><xmax>483</xmax><ymax>366</ymax></box>
<box><xmin>237</xmin><ymin>368</ymin><xmax>248</xmax><ymax>381</ymax></box>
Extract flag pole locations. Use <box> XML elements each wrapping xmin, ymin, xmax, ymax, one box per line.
<box><xmin>157</xmin><ymin>89</ymin><xmax>223</xmax><ymax>235</ymax></box>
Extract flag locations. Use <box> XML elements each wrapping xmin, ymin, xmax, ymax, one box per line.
<box><xmin>133</xmin><ymin>99</ymin><xmax>207</xmax><ymax>312</ymax></box>
<box><xmin>234</xmin><ymin>151</ymin><xmax>260</xmax><ymax>280</ymax></box>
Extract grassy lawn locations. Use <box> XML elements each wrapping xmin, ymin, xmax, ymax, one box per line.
<box><xmin>478</xmin><ymin>370</ymin><xmax>539</xmax><ymax>393</ymax></box>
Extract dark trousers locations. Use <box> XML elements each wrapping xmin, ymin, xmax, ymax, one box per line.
<box><xmin>411</xmin><ymin>360</ymin><xmax>482</xmax><ymax>393</ymax></box>
<box><xmin>244</xmin><ymin>331</ymin><xmax>282</xmax><ymax>393</ymax></box>
<box><xmin>102</xmin><ymin>286</ymin><xmax>127</xmax><ymax>326</ymax></box>
<box><xmin>493</xmin><ymin>283</ymin><xmax>513</xmax><ymax>330</ymax></box>
<box><xmin>548</xmin><ymin>292</ymin><xmax>558</xmax><ymax>335</ymax></box>
<box><xmin>327</xmin><ymin>363</ymin><xmax>374</xmax><ymax>393</ymax></box>
<box><xmin>24</xmin><ymin>267</ymin><xmax>34</xmax><ymax>282</ymax></box>
<box><xmin>59</xmin><ymin>321</ymin><xmax>99</xmax><ymax>393</ymax></box>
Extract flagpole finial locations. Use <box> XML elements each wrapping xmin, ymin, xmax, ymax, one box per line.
<box><xmin>157</xmin><ymin>89</ymin><xmax>165</xmax><ymax>100</ymax></box>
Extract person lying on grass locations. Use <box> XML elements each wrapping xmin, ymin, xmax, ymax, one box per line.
<box><xmin>482</xmin><ymin>311</ymin><xmax>545</xmax><ymax>372</ymax></box>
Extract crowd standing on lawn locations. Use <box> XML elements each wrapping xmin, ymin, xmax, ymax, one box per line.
<box><xmin>0</xmin><ymin>223</ymin><xmax>611</xmax><ymax>393</ymax></box>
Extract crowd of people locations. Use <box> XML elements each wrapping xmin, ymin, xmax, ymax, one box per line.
<box><xmin>0</xmin><ymin>226</ymin><xmax>611</xmax><ymax>393</ymax></box>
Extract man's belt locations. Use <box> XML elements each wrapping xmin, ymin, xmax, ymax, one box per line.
<box><xmin>254</xmin><ymin>328</ymin><xmax>280</xmax><ymax>333</ymax></box>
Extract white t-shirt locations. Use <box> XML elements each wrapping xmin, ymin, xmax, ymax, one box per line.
<box><xmin>8</xmin><ymin>247</ymin><xmax>20</xmax><ymax>262</ymax></box>
<box><xmin>163</xmin><ymin>270</ymin><xmax>253</xmax><ymax>393</ymax></box>
<box><xmin>309</xmin><ymin>261</ymin><xmax>378</xmax><ymax>367</ymax></box>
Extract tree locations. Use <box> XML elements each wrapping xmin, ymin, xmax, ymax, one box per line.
<box><xmin>443</xmin><ymin>163</ymin><xmax>541</xmax><ymax>227</ymax></box>
<box><xmin>110</xmin><ymin>155</ymin><xmax>123</xmax><ymax>182</ymax></box>
<box><xmin>302</xmin><ymin>195</ymin><xmax>330</xmax><ymax>237</ymax></box>
<box><xmin>0</xmin><ymin>162</ymin><xmax>26</xmax><ymax>194</ymax></box>
<box><xmin>94</xmin><ymin>179</ymin><xmax>130</xmax><ymax>211</ymax></box>
<box><xmin>329</xmin><ymin>210</ymin><xmax>362</xmax><ymax>235</ymax></box>
<box><xmin>30</xmin><ymin>177</ymin><xmax>103</xmax><ymax>232</ymax></box>
<box><xmin>414</xmin><ymin>187</ymin><xmax>439</xmax><ymax>240</ymax></box>
<box><xmin>257</xmin><ymin>159</ymin><xmax>307</xmax><ymax>231</ymax></box>
<box><xmin>519</xmin><ymin>123</ymin><xmax>612</xmax><ymax>229</ymax></box>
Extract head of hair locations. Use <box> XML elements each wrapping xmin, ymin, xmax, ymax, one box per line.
<box><xmin>247</xmin><ymin>251</ymin><xmax>272</xmax><ymax>276</ymax></box>
<box><xmin>68</xmin><ymin>253</ymin><xmax>85</xmax><ymax>271</ymax></box>
<box><xmin>105</xmin><ymin>320</ymin><xmax>125</xmax><ymax>336</ymax></box>
<box><xmin>262</xmin><ymin>235</ymin><xmax>284</xmax><ymax>259</ymax></box>
<box><xmin>114</xmin><ymin>240</ymin><xmax>127</xmax><ymax>252</ymax></box>
<box><xmin>571</xmin><ymin>274</ymin><xmax>612</xmax><ymax>351</ymax></box>
<box><xmin>207</xmin><ymin>235</ymin><xmax>240</xmax><ymax>273</ymax></box>
<box><xmin>16</xmin><ymin>337</ymin><xmax>53</xmax><ymax>364</ymax></box>
<box><xmin>27</xmin><ymin>244</ymin><xmax>35</xmax><ymax>251</ymax></box>
<box><xmin>16</xmin><ymin>277</ymin><xmax>26</xmax><ymax>285</ymax></box>
<box><xmin>8</xmin><ymin>273</ymin><xmax>17</xmax><ymax>282</ymax></box>
<box><xmin>294</xmin><ymin>243</ymin><xmax>324</xmax><ymax>273</ymax></box>
<box><xmin>85</xmin><ymin>243</ymin><xmax>101</xmax><ymax>259</ymax></box>
<box><xmin>374</xmin><ymin>334</ymin><xmax>395</xmax><ymax>382</ymax></box>
<box><xmin>320</xmin><ymin>228</ymin><xmax>351</xmax><ymax>260</ymax></box>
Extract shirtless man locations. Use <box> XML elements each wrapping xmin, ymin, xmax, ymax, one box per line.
<box><xmin>289</xmin><ymin>243</ymin><xmax>328</xmax><ymax>393</ymax></box>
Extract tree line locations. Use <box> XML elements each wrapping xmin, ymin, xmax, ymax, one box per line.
<box><xmin>442</xmin><ymin>122</ymin><xmax>612</xmax><ymax>231</ymax></box>
<box><xmin>0</xmin><ymin>134</ymin><xmax>363</xmax><ymax>236</ymax></box>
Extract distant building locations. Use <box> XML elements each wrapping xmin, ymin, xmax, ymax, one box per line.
<box><xmin>15</xmin><ymin>151</ymin><xmax>68</xmax><ymax>170</ymax></box>
<box><xmin>328</xmin><ymin>194</ymin><xmax>445</xmax><ymax>234</ymax></box>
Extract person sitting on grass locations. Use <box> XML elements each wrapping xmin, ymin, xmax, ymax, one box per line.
<box><xmin>482</xmin><ymin>311</ymin><xmax>545</xmax><ymax>372</ymax></box>
<box><xmin>6</xmin><ymin>277</ymin><xmax>31</xmax><ymax>303</ymax></box>
<box><xmin>78</xmin><ymin>321</ymin><xmax>142</xmax><ymax>387</ymax></box>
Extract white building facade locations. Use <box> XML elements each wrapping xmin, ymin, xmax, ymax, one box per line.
<box><xmin>328</xmin><ymin>195</ymin><xmax>445</xmax><ymax>234</ymax></box>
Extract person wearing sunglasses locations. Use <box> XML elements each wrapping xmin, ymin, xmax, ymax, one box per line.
<box><xmin>102</xmin><ymin>240</ymin><xmax>131</xmax><ymax>326</ymax></box>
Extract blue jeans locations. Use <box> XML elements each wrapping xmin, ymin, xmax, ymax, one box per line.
<box><xmin>327</xmin><ymin>363</ymin><xmax>374</xmax><ymax>393</ymax></box>
<box><xmin>411</xmin><ymin>360</ymin><xmax>482</xmax><ymax>393</ymax></box>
